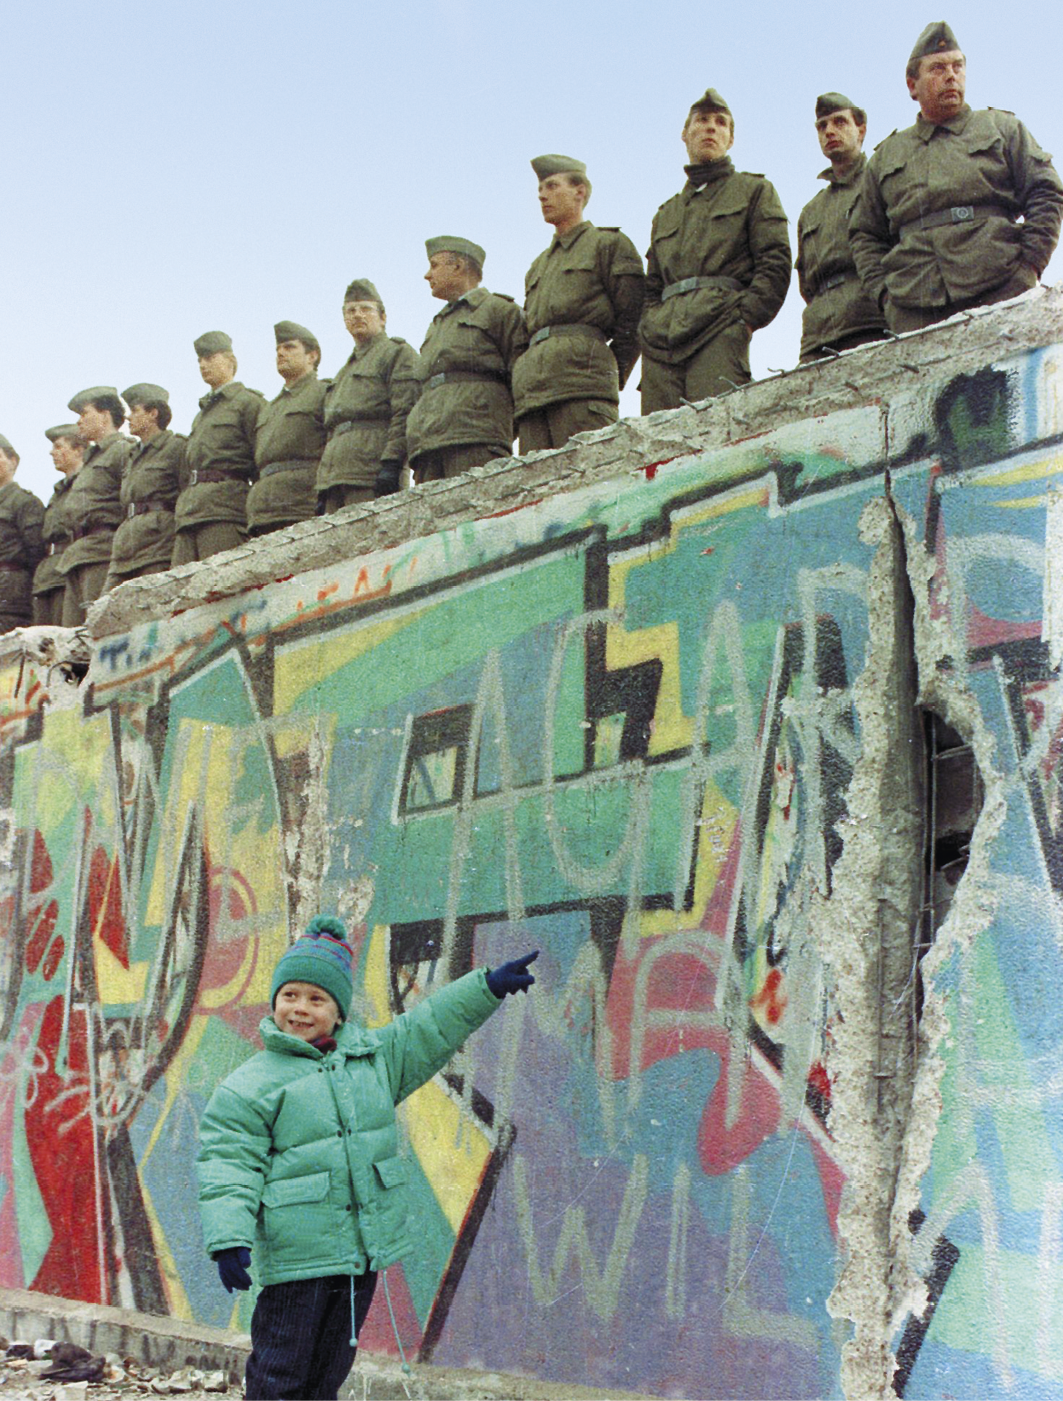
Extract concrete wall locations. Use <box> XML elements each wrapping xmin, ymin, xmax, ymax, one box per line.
<box><xmin>1</xmin><ymin>290</ymin><xmax>1062</xmax><ymax>1400</ymax></box>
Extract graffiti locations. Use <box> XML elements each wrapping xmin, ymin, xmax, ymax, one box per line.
<box><xmin>2</xmin><ymin>341</ymin><xmax>1063</xmax><ymax>1397</ymax></box>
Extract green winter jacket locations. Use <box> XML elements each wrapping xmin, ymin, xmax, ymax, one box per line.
<box><xmin>196</xmin><ymin>969</ymin><xmax>501</xmax><ymax>1285</ymax></box>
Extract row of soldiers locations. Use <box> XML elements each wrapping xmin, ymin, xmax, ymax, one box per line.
<box><xmin>1</xmin><ymin>21</ymin><xmax>1060</xmax><ymax>634</ymax></box>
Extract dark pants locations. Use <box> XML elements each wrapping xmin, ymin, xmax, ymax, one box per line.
<box><xmin>517</xmin><ymin>398</ymin><xmax>617</xmax><ymax>454</ymax></box>
<box><xmin>411</xmin><ymin>443</ymin><xmax>506</xmax><ymax>484</ymax></box>
<box><xmin>171</xmin><ymin>521</ymin><xmax>247</xmax><ymax>566</ymax></box>
<box><xmin>640</xmin><ymin>320</ymin><xmax>752</xmax><ymax>413</ymax></box>
<box><xmin>886</xmin><ymin>264</ymin><xmax>1039</xmax><ymax>333</ymax></box>
<box><xmin>318</xmin><ymin>484</ymin><xmax>374</xmax><ymax>515</ymax></box>
<box><xmin>245</xmin><ymin>1271</ymin><xmax>378</xmax><ymax>1401</ymax></box>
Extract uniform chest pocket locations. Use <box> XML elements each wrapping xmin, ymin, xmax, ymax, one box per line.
<box><xmin>262</xmin><ymin>1170</ymin><xmax>331</xmax><ymax>1209</ymax></box>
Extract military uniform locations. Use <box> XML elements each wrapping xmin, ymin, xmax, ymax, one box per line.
<box><xmin>57</xmin><ymin>430</ymin><xmax>131</xmax><ymax>625</ymax></box>
<box><xmin>515</xmin><ymin>222</ymin><xmax>644</xmax><ymax>451</ymax></box>
<box><xmin>796</xmin><ymin>151</ymin><xmax>887</xmax><ymax>359</ymax></box>
<box><xmin>850</xmin><ymin>108</ymin><xmax>1063</xmax><ymax>332</ymax></box>
<box><xmin>0</xmin><ymin>451</ymin><xmax>45</xmax><ymax>633</ymax></box>
<box><xmin>407</xmin><ymin>241</ymin><xmax>527</xmax><ymax>481</ymax></box>
<box><xmin>32</xmin><ymin>425</ymin><xmax>80</xmax><ymax>625</ymax></box>
<box><xmin>248</xmin><ymin>322</ymin><xmax>329</xmax><ymax>532</ymax></box>
<box><xmin>639</xmin><ymin>93</ymin><xmax>790</xmax><ymax>412</ymax></box>
<box><xmin>173</xmin><ymin>387</ymin><xmax>264</xmax><ymax>564</ymax></box>
<box><xmin>318</xmin><ymin>336</ymin><xmax>420</xmax><ymax>509</ymax></box>
<box><xmin>107</xmin><ymin>429</ymin><xmax>187</xmax><ymax>587</ymax></box>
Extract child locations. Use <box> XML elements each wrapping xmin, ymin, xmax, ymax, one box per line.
<box><xmin>196</xmin><ymin>915</ymin><xmax>536</xmax><ymax>1401</ymax></box>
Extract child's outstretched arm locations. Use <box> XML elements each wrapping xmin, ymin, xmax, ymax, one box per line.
<box><xmin>380</xmin><ymin>951</ymin><xmax>538</xmax><ymax>1104</ymax></box>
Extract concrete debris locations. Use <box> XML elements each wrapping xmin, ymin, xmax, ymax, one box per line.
<box><xmin>1</xmin><ymin>1346</ymin><xmax>228</xmax><ymax>1400</ymax></box>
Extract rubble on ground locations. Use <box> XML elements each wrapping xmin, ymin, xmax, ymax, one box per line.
<box><xmin>0</xmin><ymin>1341</ymin><xmax>231</xmax><ymax>1401</ymax></box>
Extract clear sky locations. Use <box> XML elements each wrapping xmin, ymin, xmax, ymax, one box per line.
<box><xmin>5</xmin><ymin>0</ymin><xmax>1062</xmax><ymax>501</ymax></box>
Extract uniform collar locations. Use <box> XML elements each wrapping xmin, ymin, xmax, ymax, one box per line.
<box><xmin>915</xmin><ymin>104</ymin><xmax>973</xmax><ymax>141</ymax></box>
<box><xmin>199</xmin><ymin>380</ymin><xmax>241</xmax><ymax>408</ymax></box>
<box><xmin>437</xmin><ymin>285</ymin><xmax>488</xmax><ymax>318</ymax></box>
<box><xmin>817</xmin><ymin>151</ymin><xmax>867</xmax><ymax>187</ymax></box>
<box><xmin>349</xmin><ymin>333</ymin><xmax>386</xmax><ymax>363</ymax></box>
<box><xmin>551</xmin><ymin>220</ymin><xmax>591</xmax><ymax>250</ymax></box>
<box><xmin>280</xmin><ymin>370</ymin><xmax>318</xmax><ymax>395</ymax></box>
<box><xmin>132</xmin><ymin>428</ymin><xmax>172</xmax><ymax>457</ymax></box>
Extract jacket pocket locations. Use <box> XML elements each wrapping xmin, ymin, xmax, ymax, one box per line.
<box><xmin>262</xmin><ymin>1169</ymin><xmax>331</xmax><ymax>1209</ymax></box>
<box><xmin>373</xmin><ymin>1156</ymin><xmax>408</xmax><ymax>1190</ymax></box>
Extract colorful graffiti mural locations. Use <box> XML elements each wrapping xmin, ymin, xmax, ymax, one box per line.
<box><xmin>1</xmin><ymin>339</ymin><xmax>1062</xmax><ymax>1399</ymax></box>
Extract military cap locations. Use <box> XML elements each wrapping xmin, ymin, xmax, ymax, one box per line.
<box><xmin>121</xmin><ymin>382</ymin><xmax>169</xmax><ymax>407</ymax></box>
<box><xmin>425</xmin><ymin>235</ymin><xmax>487</xmax><ymax>268</ymax></box>
<box><xmin>688</xmin><ymin>88</ymin><xmax>731</xmax><ymax>117</ymax></box>
<box><xmin>343</xmin><ymin>279</ymin><xmax>382</xmax><ymax>305</ymax></box>
<box><xmin>274</xmin><ymin>320</ymin><xmax>320</xmax><ymax>351</ymax></box>
<box><xmin>68</xmin><ymin>386</ymin><xmax>119</xmax><ymax>413</ymax></box>
<box><xmin>816</xmin><ymin>92</ymin><xmax>861</xmax><ymax>118</ymax></box>
<box><xmin>531</xmin><ymin>153</ymin><xmax>588</xmax><ymax>181</ymax></box>
<box><xmin>0</xmin><ymin>435</ymin><xmax>14</xmax><ymax>455</ymax></box>
<box><xmin>908</xmin><ymin>21</ymin><xmax>961</xmax><ymax>64</ymax></box>
<box><xmin>44</xmin><ymin>424</ymin><xmax>81</xmax><ymax>443</ymax></box>
<box><xmin>193</xmin><ymin>330</ymin><xmax>233</xmax><ymax>357</ymax></box>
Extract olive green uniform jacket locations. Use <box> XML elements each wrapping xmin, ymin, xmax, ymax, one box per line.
<box><xmin>406</xmin><ymin>289</ymin><xmax>528</xmax><ymax>463</ymax></box>
<box><xmin>795</xmin><ymin>154</ymin><xmax>886</xmax><ymax>359</ymax></box>
<box><xmin>513</xmin><ymin>221</ymin><xmax>645</xmax><ymax>418</ymax></box>
<box><xmin>639</xmin><ymin>158</ymin><xmax>791</xmax><ymax>367</ymax></box>
<box><xmin>0</xmin><ymin>481</ymin><xmax>45</xmax><ymax>629</ymax></box>
<box><xmin>174</xmin><ymin>382</ymin><xmax>265</xmax><ymax>532</ymax></box>
<box><xmin>196</xmin><ymin>969</ymin><xmax>501</xmax><ymax>1284</ymax></box>
<box><xmin>318</xmin><ymin>337</ymin><xmax>420</xmax><ymax>492</ymax></box>
<box><xmin>56</xmin><ymin>433</ymin><xmax>131</xmax><ymax>576</ymax></box>
<box><xmin>109</xmin><ymin>429</ymin><xmax>188</xmax><ymax>579</ymax></box>
<box><xmin>248</xmin><ymin>372</ymin><xmax>329</xmax><ymax>530</ymax></box>
<box><xmin>32</xmin><ymin>477</ymin><xmax>76</xmax><ymax>610</ymax></box>
<box><xmin>850</xmin><ymin>106</ymin><xmax>1063</xmax><ymax>314</ymax></box>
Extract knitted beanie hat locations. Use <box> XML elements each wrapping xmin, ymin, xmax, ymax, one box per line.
<box><xmin>270</xmin><ymin>915</ymin><xmax>354</xmax><ymax>1020</ymax></box>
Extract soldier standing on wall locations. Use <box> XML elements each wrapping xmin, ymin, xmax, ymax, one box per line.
<box><xmin>318</xmin><ymin>281</ymin><xmax>421</xmax><ymax>510</ymax></box>
<box><xmin>405</xmin><ymin>237</ymin><xmax>528</xmax><ymax>484</ymax></box>
<box><xmin>513</xmin><ymin>155</ymin><xmax>645</xmax><ymax>454</ymax></box>
<box><xmin>105</xmin><ymin>384</ymin><xmax>187</xmax><ymax>592</ymax></box>
<box><xmin>33</xmin><ymin>425</ymin><xmax>84</xmax><ymax>626</ymax></box>
<box><xmin>172</xmin><ymin>332</ymin><xmax>264</xmax><ymax>565</ymax></box>
<box><xmin>248</xmin><ymin>322</ymin><xmax>329</xmax><ymax>535</ymax></box>
<box><xmin>850</xmin><ymin>22</ymin><xmax>1063</xmax><ymax>333</ymax></box>
<box><xmin>795</xmin><ymin>94</ymin><xmax>887</xmax><ymax>362</ymax></box>
<box><xmin>59</xmin><ymin>388</ymin><xmax>131</xmax><ymax>625</ymax></box>
<box><xmin>638</xmin><ymin>88</ymin><xmax>791</xmax><ymax>412</ymax></box>
<box><xmin>0</xmin><ymin>435</ymin><xmax>45</xmax><ymax>634</ymax></box>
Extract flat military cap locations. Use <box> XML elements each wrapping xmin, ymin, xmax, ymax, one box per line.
<box><xmin>121</xmin><ymin>382</ymin><xmax>169</xmax><ymax>407</ymax></box>
<box><xmin>274</xmin><ymin>320</ymin><xmax>320</xmax><ymax>351</ymax></box>
<box><xmin>909</xmin><ymin>21</ymin><xmax>961</xmax><ymax>63</ymax></box>
<box><xmin>531</xmin><ymin>154</ymin><xmax>588</xmax><ymax>180</ymax></box>
<box><xmin>0</xmin><ymin>435</ymin><xmax>14</xmax><ymax>454</ymax></box>
<box><xmin>193</xmin><ymin>330</ymin><xmax>233</xmax><ymax>357</ymax></box>
<box><xmin>816</xmin><ymin>92</ymin><xmax>861</xmax><ymax>118</ymax></box>
<box><xmin>343</xmin><ymin>279</ymin><xmax>382</xmax><ymax>304</ymax></box>
<box><xmin>44</xmin><ymin>424</ymin><xmax>80</xmax><ymax>443</ymax></box>
<box><xmin>425</xmin><ymin>235</ymin><xmax>487</xmax><ymax>267</ymax></box>
<box><xmin>689</xmin><ymin>88</ymin><xmax>731</xmax><ymax>116</ymax></box>
<box><xmin>68</xmin><ymin>386</ymin><xmax>119</xmax><ymax>413</ymax></box>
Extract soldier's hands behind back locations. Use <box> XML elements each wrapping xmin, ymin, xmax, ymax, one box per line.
<box><xmin>215</xmin><ymin>1246</ymin><xmax>252</xmax><ymax>1292</ymax></box>
<box><xmin>486</xmin><ymin>950</ymin><xmax>539</xmax><ymax>998</ymax></box>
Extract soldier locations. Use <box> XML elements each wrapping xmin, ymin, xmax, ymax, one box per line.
<box><xmin>318</xmin><ymin>281</ymin><xmax>420</xmax><ymax>510</ymax></box>
<box><xmin>105</xmin><ymin>383</ymin><xmax>187</xmax><ymax>591</ymax></box>
<box><xmin>172</xmin><ymin>332</ymin><xmax>264</xmax><ymax>565</ymax></box>
<box><xmin>0</xmin><ymin>435</ymin><xmax>45</xmax><ymax>634</ymax></box>
<box><xmin>639</xmin><ymin>88</ymin><xmax>791</xmax><ymax>413</ymax></box>
<box><xmin>795</xmin><ymin>94</ymin><xmax>888</xmax><ymax>361</ymax></box>
<box><xmin>514</xmin><ymin>155</ymin><xmax>645</xmax><ymax>453</ymax></box>
<box><xmin>850</xmin><ymin>22</ymin><xmax>1063</xmax><ymax>333</ymax></box>
<box><xmin>33</xmin><ymin>425</ymin><xmax>84</xmax><ymax>625</ymax></box>
<box><xmin>59</xmin><ymin>387</ymin><xmax>131</xmax><ymax>625</ymax></box>
<box><xmin>406</xmin><ymin>237</ymin><xmax>528</xmax><ymax>483</ymax></box>
<box><xmin>248</xmin><ymin>322</ymin><xmax>328</xmax><ymax>534</ymax></box>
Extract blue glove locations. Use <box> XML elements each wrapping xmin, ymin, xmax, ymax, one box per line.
<box><xmin>215</xmin><ymin>1246</ymin><xmax>252</xmax><ymax>1292</ymax></box>
<box><xmin>486</xmin><ymin>950</ymin><xmax>539</xmax><ymax>998</ymax></box>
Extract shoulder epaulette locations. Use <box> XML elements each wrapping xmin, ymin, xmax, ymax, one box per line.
<box><xmin>389</xmin><ymin>336</ymin><xmax>408</xmax><ymax>346</ymax></box>
<box><xmin>492</xmin><ymin>292</ymin><xmax>517</xmax><ymax>303</ymax></box>
<box><xmin>598</xmin><ymin>225</ymin><xmax>621</xmax><ymax>232</ymax></box>
<box><xmin>872</xmin><ymin>129</ymin><xmax>901</xmax><ymax>151</ymax></box>
<box><xmin>987</xmin><ymin>107</ymin><xmax>1016</xmax><ymax>116</ymax></box>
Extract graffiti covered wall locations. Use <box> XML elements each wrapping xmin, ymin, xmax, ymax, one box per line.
<box><xmin>1</xmin><ymin>318</ymin><xmax>1062</xmax><ymax>1399</ymax></box>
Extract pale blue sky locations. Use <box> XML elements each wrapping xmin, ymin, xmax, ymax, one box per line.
<box><xmin>6</xmin><ymin>0</ymin><xmax>1062</xmax><ymax>500</ymax></box>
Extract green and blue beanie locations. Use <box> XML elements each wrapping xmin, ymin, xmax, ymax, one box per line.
<box><xmin>270</xmin><ymin>915</ymin><xmax>354</xmax><ymax>1019</ymax></box>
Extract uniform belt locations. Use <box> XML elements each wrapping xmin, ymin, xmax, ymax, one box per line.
<box><xmin>423</xmin><ymin>370</ymin><xmax>507</xmax><ymax>391</ymax></box>
<box><xmin>896</xmin><ymin>203</ymin><xmax>1013</xmax><ymax>239</ymax></box>
<box><xmin>68</xmin><ymin>523</ymin><xmax>115</xmax><ymax>541</ymax></box>
<box><xmin>46</xmin><ymin>541</ymin><xmax>67</xmax><ymax>556</ymax></box>
<box><xmin>330</xmin><ymin>417</ymin><xmax>387</xmax><ymax>437</ymax></box>
<box><xmin>813</xmin><ymin>272</ymin><xmax>856</xmax><ymax>297</ymax></box>
<box><xmin>259</xmin><ymin>458</ymin><xmax>318</xmax><ymax>479</ymax></box>
<box><xmin>528</xmin><ymin>324</ymin><xmax>608</xmax><ymax>347</ymax></box>
<box><xmin>661</xmin><ymin>275</ymin><xmax>744</xmax><ymax>301</ymax></box>
<box><xmin>127</xmin><ymin>498</ymin><xmax>175</xmax><ymax>517</ymax></box>
<box><xmin>188</xmin><ymin>467</ymin><xmax>249</xmax><ymax>485</ymax></box>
